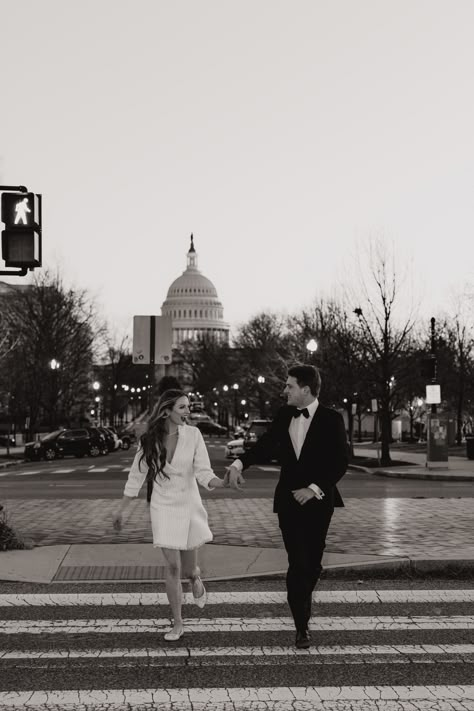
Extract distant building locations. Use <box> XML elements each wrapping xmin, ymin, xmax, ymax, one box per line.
<box><xmin>161</xmin><ymin>235</ymin><xmax>229</xmax><ymax>347</ymax></box>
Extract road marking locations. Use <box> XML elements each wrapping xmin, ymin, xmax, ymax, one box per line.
<box><xmin>2</xmin><ymin>615</ymin><xmax>474</xmax><ymax>634</ymax></box>
<box><xmin>256</xmin><ymin>466</ymin><xmax>279</xmax><ymax>471</ymax></box>
<box><xmin>87</xmin><ymin>468</ymin><xmax>108</xmax><ymax>472</ymax></box>
<box><xmin>0</xmin><ymin>470</ymin><xmax>41</xmax><ymax>477</ymax></box>
<box><xmin>1</xmin><ymin>589</ymin><xmax>474</xmax><ymax>606</ymax></box>
<box><xmin>51</xmin><ymin>469</ymin><xmax>75</xmax><ymax>473</ymax></box>
<box><xmin>0</xmin><ymin>686</ymin><xmax>473</xmax><ymax>707</ymax></box>
<box><xmin>2</xmin><ymin>643</ymin><xmax>474</xmax><ymax>660</ymax></box>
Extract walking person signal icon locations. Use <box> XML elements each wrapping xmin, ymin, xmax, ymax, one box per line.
<box><xmin>1</xmin><ymin>190</ymin><xmax>42</xmax><ymax>272</ymax></box>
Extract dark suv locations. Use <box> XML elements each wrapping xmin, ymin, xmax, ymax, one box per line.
<box><xmin>24</xmin><ymin>428</ymin><xmax>107</xmax><ymax>461</ymax></box>
<box><xmin>243</xmin><ymin>419</ymin><xmax>275</xmax><ymax>462</ymax></box>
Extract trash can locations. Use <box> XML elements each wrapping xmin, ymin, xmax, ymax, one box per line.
<box><xmin>466</xmin><ymin>437</ymin><xmax>474</xmax><ymax>460</ymax></box>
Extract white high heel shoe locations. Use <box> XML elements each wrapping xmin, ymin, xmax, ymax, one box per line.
<box><xmin>191</xmin><ymin>576</ymin><xmax>207</xmax><ymax>609</ymax></box>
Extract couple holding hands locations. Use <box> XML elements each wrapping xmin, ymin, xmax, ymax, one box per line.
<box><xmin>113</xmin><ymin>364</ymin><xmax>349</xmax><ymax>648</ymax></box>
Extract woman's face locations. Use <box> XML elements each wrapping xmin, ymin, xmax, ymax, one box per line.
<box><xmin>168</xmin><ymin>396</ymin><xmax>190</xmax><ymax>426</ymax></box>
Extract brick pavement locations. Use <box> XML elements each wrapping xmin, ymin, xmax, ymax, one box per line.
<box><xmin>3</xmin><ymin>497</ymin><xmax>474</xmax><ymax>558</ymax></box>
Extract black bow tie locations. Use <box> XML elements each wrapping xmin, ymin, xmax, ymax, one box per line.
<box><xmin>293</xmin><ymin>407</ymin><xmax>309</xmax><ymax>419</ymax></box>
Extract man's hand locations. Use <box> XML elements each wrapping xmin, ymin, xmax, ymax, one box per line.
<box><xmin>292</xmin><ymin>487</ymin><xmax>321</xmax><ymax>505</ymax></box>
<box><xmin>225</xmin><ymin>464</ymin><xmax>245</xmax><ymax>490</ymax></box>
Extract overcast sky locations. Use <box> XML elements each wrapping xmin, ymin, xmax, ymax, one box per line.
<box><xmin>1</xmin><ymin>0</ymin><xmax>473</xmax><ymax>338</ymax></box>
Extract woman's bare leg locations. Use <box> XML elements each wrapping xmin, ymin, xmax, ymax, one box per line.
<box><xmin>181</xmin><ymin>548</ymin><xmax>205</xmax><ymax>598</ymax></box>
<box><xmin>161</xmin><ymin>547</ymin><xmax>183</xmax><ymax>632</ymax></box>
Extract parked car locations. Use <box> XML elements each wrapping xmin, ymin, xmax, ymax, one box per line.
<box><xmin>24</xmin><ymin>427</ymin><xmax>107</xmax><ymax>461</ymax></box>
<box><xmin>243</xmin><ymin>418</ymin><xmax>275</xmax><ymax>462</ymax></box>
<box><xmin>0</xmin><ymin>434</ymin><xmax>16</xmax><ymax>447</ymax></box>
<box><xmin>224</xmin><ymin>437</ymin><xmax>245</xmax><ymax>459</ymax></box>
<box><xmin>194</xmin><ymin>420</ymin><xmax>227</xmax><ymax>436</ymax></box>
<box><xmin>116</xmin><ymin>427</ymin><xmax>136</xmax><ymax>450</ymax></box>
<box><xmin>98</xmin><ymin>426</ymin><xmax>119</xmax><ymax>453</ymax></box>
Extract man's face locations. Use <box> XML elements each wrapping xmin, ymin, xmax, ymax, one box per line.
<box><xmin>283</xmin><ymin>376</ymin><xmax>307</xmax><ymax>407</ymax></box>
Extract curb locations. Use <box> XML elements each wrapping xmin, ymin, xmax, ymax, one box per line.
<box><xmin>373</xmin><ymin>469</ymin><xmax>474</xmax><ymax>482</ymax></box>
<box><xmin>0</xmin><ymin>458</ymin><xmax>25</xmax><ymax>470</ymax></box>
<box><xmin>321</xmin><ymin>558</ymin><xmax>474</xmax><ymax>578</ymax></box>
<box><xmin>349</xmin><ymin>462</ymin><xmax>474</xmax><ymax>481</ymax></box>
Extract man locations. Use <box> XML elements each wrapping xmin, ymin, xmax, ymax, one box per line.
<box><xmin>227</xmin><ymin>364</ymin><xmax>349</xmax><ymax>649</ymax></box>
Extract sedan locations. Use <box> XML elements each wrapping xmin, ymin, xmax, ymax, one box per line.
<box><xmin>24</xmin><ymin>428</ymin><xmax>106</xmax><ymax>461</ymax></box>
<box><xmin>194</xmin><ymin>421</ymin><xmax>228</xmax><ymax>436</ymax></box>
<box><xmin>224</xmin><ymin>437</ymin><xmax>245</xmax><ymax>459</ymax></box>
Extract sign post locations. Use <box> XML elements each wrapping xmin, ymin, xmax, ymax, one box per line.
<box><xmin>425</xmin><ymin>384</ymin><xmax>448</xmax><ymax>468</ymax></box>
<box><xmin>133</xmin><ymin>315</ymin><xmax>173</xmax><ymax>409</ymax></box>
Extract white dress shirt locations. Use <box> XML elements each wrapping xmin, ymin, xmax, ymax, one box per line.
<box><xmin>232</xmin><ymin>398</ymin><xmax>324</xmax><ymax>498</ymax></box>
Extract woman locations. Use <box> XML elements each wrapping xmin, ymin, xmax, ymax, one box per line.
<box><xmin>112</xmin><ymin>389</ymin><xmax>227</xmax><ymax>641</ymax></box>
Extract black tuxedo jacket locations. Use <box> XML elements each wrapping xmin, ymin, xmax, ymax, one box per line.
<box><xmin>239</xmin><ymin>404</ymin><xmax>349</xmax><ymax>515</ymax></box>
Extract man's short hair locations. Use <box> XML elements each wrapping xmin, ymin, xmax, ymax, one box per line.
<box><xmin>287</xmin><ymin>364</ymin><xmax>321</xmax><ymax>397</ymax></box>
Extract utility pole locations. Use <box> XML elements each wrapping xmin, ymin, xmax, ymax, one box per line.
<box><xmin>430</xmin><ymin>317</ymin><xmax>437</xmax><ymax>415</ymax></box>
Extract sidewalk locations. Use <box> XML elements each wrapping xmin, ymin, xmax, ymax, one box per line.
<box><xmin>1</xmin><ymin>446</ymin><xmax>474</xmax><ymax>584</ymax></box>
<box><xmin>352</xmin><ymin>444</ymin><xmax>474</xmax><ymax>481</ymax></box>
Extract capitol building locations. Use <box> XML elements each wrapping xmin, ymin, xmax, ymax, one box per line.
<box><xmin>161</xmin><ymin>235</ymin><xmax>230</xmax><ymax>347</ymax></box>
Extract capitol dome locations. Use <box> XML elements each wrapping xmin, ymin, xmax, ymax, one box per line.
<box><xmin>161</xmin><ymin>235</ymin><xmax>230</xmax><ymax>346</ymax></box>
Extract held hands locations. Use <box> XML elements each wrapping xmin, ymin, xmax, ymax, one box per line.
<box><xmin>292</xmin><ymin>487</ymin><xmax>324</xmax><ymax>505</ymax></box>
<box><xmin>224</xmin><ymin>464</ymin><xmax>246</xmax><ymax>491</ymax></box>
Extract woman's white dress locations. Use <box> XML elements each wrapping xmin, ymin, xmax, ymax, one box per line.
<box><xmin>123</xmin><ymin>424</ymin><xmax>216</xmax><ymax>550</ymax></box>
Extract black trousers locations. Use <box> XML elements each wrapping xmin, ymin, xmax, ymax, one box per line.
<box><xmin>278</xmin><ymin>503</ymin><xmax>334</xmax><ymax>631</ymax></box>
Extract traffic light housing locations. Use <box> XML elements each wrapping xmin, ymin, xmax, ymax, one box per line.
<box><xmin>1</xmin><ymin>191</ymin><xmax>42</xmax><ymax>269</ymax></box>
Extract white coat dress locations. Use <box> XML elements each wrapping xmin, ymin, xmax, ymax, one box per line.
<box><xmin>123</xmin><ymin>424</ymin><xmax>216</xmax><ymax>550</ymax></box>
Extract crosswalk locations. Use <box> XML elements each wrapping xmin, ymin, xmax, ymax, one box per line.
<box><xmin>1</xmin><ymin>586</ymin><xmax>473</xmax><ymax>709</ymax></box>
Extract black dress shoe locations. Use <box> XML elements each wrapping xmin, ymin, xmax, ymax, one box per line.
<box><xmin>295</xmin><ymin>629</ymin><xmax>311</xmax><ymax>649</ymax></box>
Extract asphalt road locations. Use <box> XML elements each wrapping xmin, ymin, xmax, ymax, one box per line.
<box><xmin>1</xmin><ymin>439</ymin><xmax>473</xmax><ymax>500</ymax></box>
<box><xmin>0</xmin><ymin>578</ymin><xmax>473</xmax><ymax>700</ymax></box>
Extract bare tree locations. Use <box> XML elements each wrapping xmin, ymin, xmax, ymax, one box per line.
<box><xmin>435</xmin><ymin>288</ymin><xmax>474</xmax><ymax>444</ymax></box>
<box><xmin>349</xmin><ymin>238</ymin><xmax>418</xmax><ymax>465</ymax></box>
<box><xmin>3</xmin><ymin>270</ymin><xmax>102</xmax><ymax>432</ymax></box>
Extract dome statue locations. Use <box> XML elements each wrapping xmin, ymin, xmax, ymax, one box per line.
<box><xmin>161</xmin><ymin>235</ymin><xmax>230</xmax><ymax>347</ymax></box>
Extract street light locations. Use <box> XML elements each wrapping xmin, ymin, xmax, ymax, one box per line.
<box><xmin>92</xmin><ymin>381</ymin><xmax>100</xmax><ymax>391</ymax></box>
<box><xmin>306</xmin><ymin>339</ymin><xmax>318</xmax><ymax>362</ymax></box>
<box><xmin>50</xmin><ymin>359</ymin><xmax>60</xmax><ymax>370</ymax></box>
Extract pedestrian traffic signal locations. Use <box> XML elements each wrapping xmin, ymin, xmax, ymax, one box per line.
<box><xmin>1</xmin><ymin>191</ymin><xmax>42</xmax><ymax>269</ymax></box>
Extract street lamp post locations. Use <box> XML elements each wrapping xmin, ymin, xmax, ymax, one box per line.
<box><xmin>92</xmin><ymin>381</ymin><xmax>101</xmax><ymax>425</ymax></box>
<box><xmin>232</xmin><ymin>383</ymin><xmax>239</xmax><ymax>428</ymax></box>
<box><xmin>49</xmin><ymin>359</ymin><xmax>61</xmax><ymax>429</ymax></box>
<box><xmin>257</xmin><ymin>375</ymin><xmax>266</xmax><ymax>418</ymax></box>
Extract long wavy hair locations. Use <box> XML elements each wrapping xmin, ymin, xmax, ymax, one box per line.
<box><xmin>139</xmin><ymin>389</ymin><xmax>188</xmax><ymax>485</ymax></box>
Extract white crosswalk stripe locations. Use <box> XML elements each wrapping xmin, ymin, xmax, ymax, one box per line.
<box><xmin>1</xmin><ymin>589</ymin><xmax>474</xmax><ymax>606</ymax></box>
<box><xmin>2</xmin><ymin>615</ymin><xmax>474</xmax><ymax>634</ymax></box>
<box><xmin>2</xmin><ymin>643</ymin><xmax>474</xmax><ymax>660</ymax></box>
<box><xmin>0</xmin><ymin>587</ymin><xmax>473</xmax><ymax>710</ymax></box>
<box><xmin>1</xmin><ymin>686</ymin><xmax>474</xmax><ymax>709</ymax></box>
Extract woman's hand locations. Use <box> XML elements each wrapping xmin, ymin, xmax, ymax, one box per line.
<box><xmin>209</xmin><ymin>476</ymin><xmax>226</xmax><ymax>488</ymax></box>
